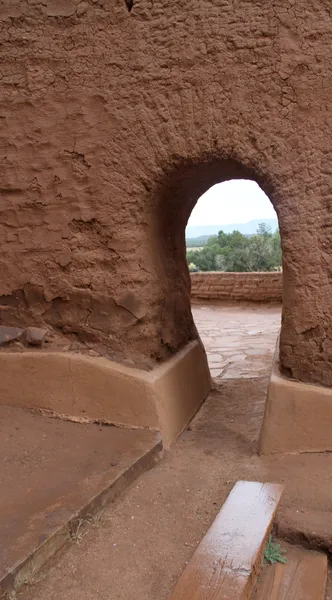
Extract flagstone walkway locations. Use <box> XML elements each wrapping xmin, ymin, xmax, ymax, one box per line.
<box><xmin>192</xmin><ymin>302</ymin><xmax>281</xmax><ymax>379</ymax></box>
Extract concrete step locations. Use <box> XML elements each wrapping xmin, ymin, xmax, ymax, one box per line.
<box><xmin>253</xmin><ymin>543</ymin><xmax>327</xmax><ymax>600</ymax></box>
<box><xmin>169</xmin><ymin>480</ymin><xmax>284</xmax><ymax>600</ymax></box>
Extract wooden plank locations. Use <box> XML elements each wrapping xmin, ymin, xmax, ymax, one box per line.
<box><xmin>253</xmin><ymin>543</ymin><xmax>327</xmax><ymax>600</ymax></box>
<box><xmin>169</xmin><ymin>481</ymin><xmax>283</xmax><ymax>600</ymax></box>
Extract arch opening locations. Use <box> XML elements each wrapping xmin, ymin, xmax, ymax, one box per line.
<box><xmin>186</xmin><ymin>179</ymin><xmax>282</xmax><ymax>380</ymax></box>
<box><xmin>154</xmin><ymin>156</ymin><xmax>284</xmax><ymax>374</ymax></box>
<box><xmin>186</xmin><ymin>179</ymin><xmax>281</xmax><ymax>273</ymax></box>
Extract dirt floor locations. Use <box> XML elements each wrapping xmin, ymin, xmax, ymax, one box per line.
<box><xmin>0</xmin><ymin>406</ymin><xmax>160</xmax><ymax>593</ymax></box>
<box><xmin>16</xmin><ymin>376</ymin><xmax>332</xmax><ymax>600</ymax></box>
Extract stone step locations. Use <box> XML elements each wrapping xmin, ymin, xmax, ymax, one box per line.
<box><xmin>253</xmin><ymin>543</ymin><xmax>327</xmax><ymax>600</ymax></box>
<box><xmin>169</xmin><ymin>480</ymin><xmax>284</xmax><ymax>600</ymax></box>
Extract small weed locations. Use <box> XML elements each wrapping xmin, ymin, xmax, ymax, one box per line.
<box><xmin>264</xmin><ymin>535</ymin><xmax>287</xmax><ymax>564</ymax></box>
<box><xmin>70</xmin><ymin>512</ymin><xmax>111</xmax><ymax>543</ymax></box>
<box><xmin>3</xmin><ymin>563</ymin><xmax>48</xmax><ymax>599</ymax></box>
<box><xmin>70</xmin><ymin>518</ymin><xmax>92</xmax><ymax>544</ymax></box>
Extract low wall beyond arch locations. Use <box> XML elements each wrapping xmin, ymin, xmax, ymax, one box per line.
<box><xmin>190</xmin><ymin>272</ymin><xmax>282</xmax><ymax>303</ymax></box>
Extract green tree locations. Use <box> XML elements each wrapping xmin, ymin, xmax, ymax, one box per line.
<box><xmin>256</xmin><ymin>222</ymin><xmax>272</xmax><ymax>237</ymax></box>
<box><xmin>217</xmin><ymin>230</ymin><xmax>252</xmax><ymax>271</ymax></box>
<box><xmin>186</xmin><ymin>223</ymin><xmax>282</xmax><ymax>272</ymax></box>
<box><xmin>272</xmin><ymin>229</ymin><xmax>282</xmax><ymax>268</ymax></box>
<box><xmin>249</xmin><ymin>232</ymin><xmax>274</xmax><ymax>271</ymax></box>
<box><xmin>186</xmin><ymin>243</ymin><xmax>222</xmax><ymax>271</ymax></box>
<box><xmin>206</xmin><ymin>235</ymin><xmax>218</xmax><ymax>247</ymax></box>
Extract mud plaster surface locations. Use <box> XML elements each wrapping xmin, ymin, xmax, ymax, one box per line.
<box><xmin>1</xmin><ymin>1</ymin><xmax>332</xmax><ymax>385</ymax></box>
<box><xmin>0</xmin><ymin>405</ymin><xmax>159</xmax><ymax>584</ymax></box>
<box><xmin>18</xmin><ymin>377</ymin><xmax>332</xmax><ymax>600</ymax></box>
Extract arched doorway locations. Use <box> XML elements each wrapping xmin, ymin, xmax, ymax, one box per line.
<box><xmin>186</xmin><ymin>179</ymin><xmax>282</xmax><ymax>381</ymax></box>
<box><xmin>154</xmin><ymin>156</ymin><xmax>285</xmax><ymax>368</ymax></box>
<box><xmin>151</xmin><ymin>154</ymin><xmax>332</xmax><ymax>451</ymax></box>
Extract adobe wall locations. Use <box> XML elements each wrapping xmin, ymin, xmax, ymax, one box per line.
<box><xmin>1</xmin><ymin>0</ymin><xmax>332</xmax><ymax>386</ymax></box>
<box><xmin>191</xmin><ymin>273</ymin><xmax>282</xmax><ymax>304</ymax></box>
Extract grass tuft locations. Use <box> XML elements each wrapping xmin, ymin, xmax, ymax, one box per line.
<box><xmin>264</xmin><ymin>535</ymin><xmax>287</xmax><ymax>564</ymax></box>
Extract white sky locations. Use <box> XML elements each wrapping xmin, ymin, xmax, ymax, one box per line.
<box><xmin>187</xmin><ymin>179</ymin><xmax>277</xmax><ymax>226</ymax></box>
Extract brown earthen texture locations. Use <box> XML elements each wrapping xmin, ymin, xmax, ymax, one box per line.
<box><xmin>191</xmin><ymin>272</ymin><xmax>282</xmax><ymax>303</ymax></box>
<box><xmin>0</xmin><ymin>340</ymin><xmax>211</xmax><ymax>445</ymax></box>
<box><xmin>1</xmin><ymin>0</ymin><xmax>332</xmax><ymax>384</ymax></box>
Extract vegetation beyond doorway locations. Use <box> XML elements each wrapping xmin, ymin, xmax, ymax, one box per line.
<box><xmin>185</xmin><ymin>178</ymin><xmax>281</xmax><ymax>273</ymax></box>
<box><xmin>187</xmin><ymin>223</ymin><xmax>282</xmax><ymax>272</ymax></box>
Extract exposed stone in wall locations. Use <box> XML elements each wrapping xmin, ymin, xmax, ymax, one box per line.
<box><xmin>0</xmin><ymin>325</ymin><xmax>48</xmax><ymax>347</ymax></box>
<box><xmin>191</xmin><ymin>273</ymin><xmax>282</xmax><ymax>304</ymax></box>
<box><xmin>1</xmin><ymin>1</ymin><xmax>332</xmax><ymax>385</ymax></box>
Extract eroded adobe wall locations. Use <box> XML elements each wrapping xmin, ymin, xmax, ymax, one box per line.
<box><xmin>1</xmin><ymin>0</ymin><xmax>332</xmax><ymax>385</ymax></box>
<box><xmin>191</xmin><ymin>273</ymin><xmax>282</xmax><ymax>303</ymax></box>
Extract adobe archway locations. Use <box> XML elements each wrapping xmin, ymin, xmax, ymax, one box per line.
<box><xmin>152</xmin><ymin>156</ymin><xmax>285</xmax><ymax>363</ymax></box>
<box><xmin>1</xmin><ymin>0</ymin><xmax>332</xmax><ymax>450</ymax></box>
<box><xmin>150</xmin><ymin>153</ymin><xmax>332</xmax><ymax>452</ymax></box>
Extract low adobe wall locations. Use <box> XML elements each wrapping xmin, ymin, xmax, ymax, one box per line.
<box><xmin>260</xmin><ymin>336</ymin><xmax>332</xmax><ymax>454</ymax></box>
<box><xmin>0</xmin><ymin>340</ymin><xmax>211</xmax><ymax>448</ymax></box>
<box><xmin>190</xmin><ymin>272</ymin><xmax>282</xmax><ymax>303</ymax></box>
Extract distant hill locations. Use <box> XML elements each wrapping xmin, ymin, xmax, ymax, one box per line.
<box><xmin>186</xmin><ymin>235</ymin><xmax>212</xmax><ymax>247</ymax></box>
<box><xmin>185</xmin><ymin>218</ymin><xmax>278</xmax><ymax>240</ymax></box>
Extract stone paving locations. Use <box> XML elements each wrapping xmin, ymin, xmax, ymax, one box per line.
<box><xmin>192</xmin><ymin>302</ymin><xmax>281</xmax><ymax>380</ymax></box>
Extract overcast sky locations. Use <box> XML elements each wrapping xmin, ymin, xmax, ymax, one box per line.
<box><xmin>187</xmin><ymin>180</ymin><xmax>277</xmax><ymax>226</ymax></box>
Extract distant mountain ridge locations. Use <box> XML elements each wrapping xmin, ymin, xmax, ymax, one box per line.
<box><xmin>185</xmin><ymin>218</ymin><xmax>278</xmax><ymax>239</ymax></box>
